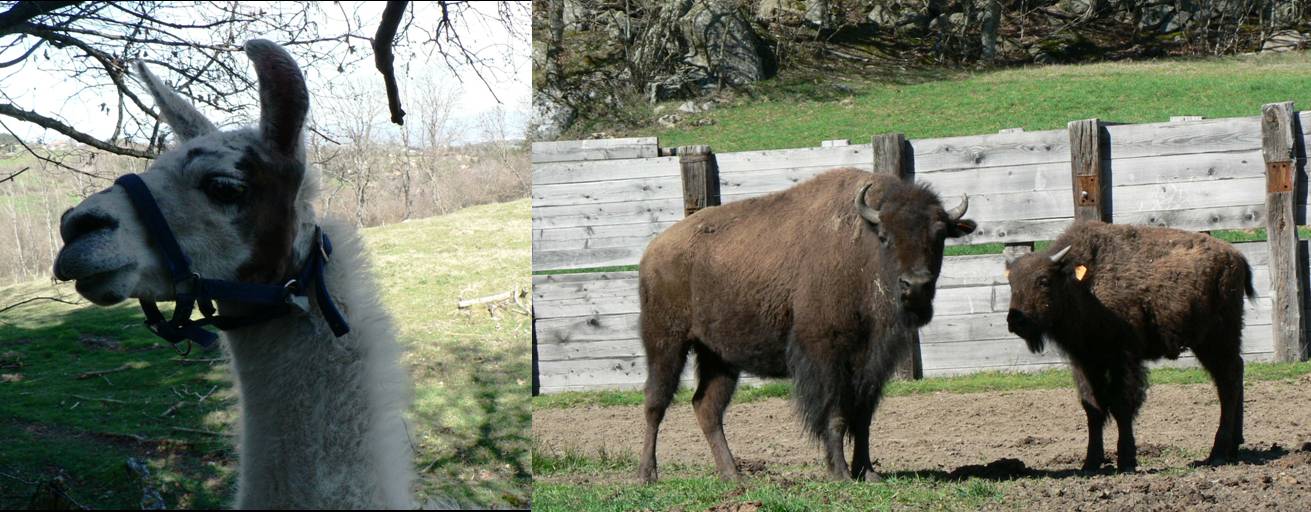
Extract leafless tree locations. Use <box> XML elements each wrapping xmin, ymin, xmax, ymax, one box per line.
<box><xmin>0</xmin><ymin>0</ymin><xmax>528</xmax><ymax>181</ymax></box>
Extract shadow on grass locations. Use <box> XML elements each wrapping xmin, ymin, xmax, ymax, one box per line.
<box><xmin>0</xmin><ymin>301</ymin><xmax>236</xmax><ymax>509</ymax></box>
<box><xmin>409</xmin><ymin>334</ymin><xmax>532</xmax><ymax>509</ymax></box>
<box><xmin>759</xmin><ymin>62</ymin><xmax>960</xmax><ymax>100</ymax></box>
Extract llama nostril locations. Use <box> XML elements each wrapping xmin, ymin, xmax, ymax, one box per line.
<box><xmin>61</xmin><ymin>211</ymin><xmax>118</xmax><ymax>244</ymax></box>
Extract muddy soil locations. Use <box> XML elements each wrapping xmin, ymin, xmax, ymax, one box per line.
<box><xmin>534</xmin><ymin>375</ymin><xmax>1311</xmax><ymax>510</ymax></box>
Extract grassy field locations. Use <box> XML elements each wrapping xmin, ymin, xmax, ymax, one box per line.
<box><xmin>631</xmin><ymin>52</ymin><xmax>1311</xmax><ymax>153</ymax></box>
<box><xmin>0</xmin><ymin>198</ymin><xmax>530</xmax><ymax>509</ymax></box>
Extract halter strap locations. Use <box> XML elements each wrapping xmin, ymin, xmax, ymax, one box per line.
<box><xmin>114</xmin><ymin>174</ymin><xmax>350</xmax><ymax>353</ymax></box>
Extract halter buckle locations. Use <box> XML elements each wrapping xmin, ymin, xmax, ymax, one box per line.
<box><xmin>284</xmin><ymin>279</ymin><xmax>310</xmax><ymax>313</ymax></box>
<box><xmin>174</xmin><ymin>272</ymin><xmax>202</xmax><ymax>296</ymax></box>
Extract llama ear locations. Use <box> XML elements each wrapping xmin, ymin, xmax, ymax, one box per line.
<box><xmin>245</xmin><ymin>39</ymin><xmax>308</xmax><ymax>157</ymax></box>
<box><xmin>135</xmin><ymin>62</ymin><xmax>217</xmax><ymax>142</ymax></box>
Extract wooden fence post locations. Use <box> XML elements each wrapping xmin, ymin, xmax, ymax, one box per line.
<box><xmin>1261</xmin><ymin>102</ymin><xmax>1307</xmax><ymax>362</ymax></box>
<box><xmin>871</xmin><ymin>133</ymin><xmax>921</xmax><ymax>379</ymax></box>
<box><xmin>1068</xmin><ymin>119</ymin><xmax>1109</xmax><ymax>222</ymax></box>
<box><xmin>679</xmin><ymin>145</ymin><xmax>720</xmax><ymax>217</ymax></box>
<box><xmin>872</xmin><ymin>133</ymin><xmax>912</xmax><ymax>181</ymax></box>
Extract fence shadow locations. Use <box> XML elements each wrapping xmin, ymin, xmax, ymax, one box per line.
<box><xmin>406</xmin><ymin>331</ymin><xmax>532</xmax><ymax>509</ymax></box>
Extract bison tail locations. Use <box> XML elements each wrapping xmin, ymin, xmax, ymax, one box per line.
<box><xmin>1243</xmin><ymin>258</ymin><xmax>1257</xmax><ymax>300</ymax></box>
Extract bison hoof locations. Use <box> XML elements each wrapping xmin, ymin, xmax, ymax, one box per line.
<box><xmin>1080</xmin><ymin>460</ymin><xmax>1104</xmax><ymax>472</ymax></box>
<box><xmin>856</xmin><ymin>470</ymin><xmax>882</xmax><ymax>483</ymax></box>
<box><xmin>638</xmin><ymin>466</ymin><xmax>658</xmax><ymax>484</ymax></box>
<box><xmin>1116</xmin><ymin>463</ymin><xmax>1137</xmax><ymax>474</ymax></box>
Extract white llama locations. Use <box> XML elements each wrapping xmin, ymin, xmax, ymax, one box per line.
<box><xmin>52</xmin><ymin>40</ymin><xmax>415</xmax><ymax>509</ymax></box>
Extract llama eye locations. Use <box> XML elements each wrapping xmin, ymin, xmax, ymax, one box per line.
<box><xmin>202</xmin><ymin>175</ymin><xmax>247</xmax><ymax>204</ymax></box>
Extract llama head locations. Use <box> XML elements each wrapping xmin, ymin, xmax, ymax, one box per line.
<box><xmin>53</xmin><ymin>40</ymin><xmax>316</xmax><ymax>306</ymax></box>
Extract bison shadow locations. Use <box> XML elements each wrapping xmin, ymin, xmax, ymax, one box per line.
<box><xmin>882</xmin><ymin>444</ymin><xmax>1295</xmax><ymax>482</ymax></box>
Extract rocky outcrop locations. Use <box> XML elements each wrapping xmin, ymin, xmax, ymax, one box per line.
<box><xmin>528</xmin><ymin>88</ymin><xmax>575</xmax><ymax>142</ymax></box>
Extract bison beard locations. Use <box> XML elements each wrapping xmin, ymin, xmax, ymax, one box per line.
<box><xmin>1006</xmin><ymin>220</ymin><xmax>1255</xmax><ymax>472</ymax></box>
<box><xmin>636</xmin><ymin>168</ymin><xmax>975</xmax><ymax>483</ymax></box>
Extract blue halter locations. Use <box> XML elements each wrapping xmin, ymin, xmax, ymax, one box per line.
<box><xmin>114</xmin><ymin>173</ymin><xmax>350</xmax><ymax>354</ymax></box>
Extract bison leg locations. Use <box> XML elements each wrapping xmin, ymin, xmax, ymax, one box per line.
<box><xmin>691</xmin><ymin>346</ymin><xmax>742</xmax><ymax>481</ymax></box>
<box><xmin>848</xmin><ymin>400</ymin><xmax>881</xmax><ymax>482</ymax></box>
<box><xmin>823</xmin><ymin>412</ymin><xmax>851</xmax><ymax>481</ymax></box>
<box><xmin>1196</xmin><ymin>347</ymin><xmax>1244</xmax><ymax>465</ymax></box>
<box><xmin>1072</xmin><ymin>363</ymin><xmax>1108</xmax><ymax>471</ymax></box>
<box><xmin>637</xmin><ymin>342</ymin><xmax>689</xmax><ymax>484</ymax></box>
<box><xmin>1108</xmin><ymin>362</ymin><xmax>1147</xmax><ymax>473</ymax></box>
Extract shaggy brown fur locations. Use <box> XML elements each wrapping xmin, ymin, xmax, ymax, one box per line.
<box><xmin>1006</xmin><ymin>220</ymin><xmax>1254</xmax><ymax>472</ymax></box>
<box><xmin>637</xmin><ymin>167</ymin><xmax>976</xmax><ymax>483</ymax></box>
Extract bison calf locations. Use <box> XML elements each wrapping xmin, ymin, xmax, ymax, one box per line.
<box><xmin>637</xmin><ymin>168</ymin><xmax>976</xmax><ymax>483</ymax></box>
<box><xmin>1005</xmin><ymin>220</ymin><xmax>1253</xmax><ymax>472</ymax></box>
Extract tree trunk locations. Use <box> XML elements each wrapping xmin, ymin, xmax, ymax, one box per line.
<box><xmin>981</xmin><ymin>0</ymin><xmax>1001</xmax><ymax>63</ymax></box>
<box><xmin>545</xmin><ymin>0</ymin><xmax>565</xmax><ymax>89</ymax></box>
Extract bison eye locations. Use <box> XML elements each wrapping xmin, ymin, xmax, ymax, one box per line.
<box><xmin>202</xmin><ymin>175</ymin><xmax>247</xmax><ymax>204</ymax></box>
<box><xmin>1037</xmin><ymin>275</ymin><xmax>1050</xmax><ymax>286</ymax></box>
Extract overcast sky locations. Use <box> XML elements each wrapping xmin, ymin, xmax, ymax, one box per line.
<box><xmin>0</xmin><ymin>1</ymin><xmax>530</xmax><ymax>146</ymax></box>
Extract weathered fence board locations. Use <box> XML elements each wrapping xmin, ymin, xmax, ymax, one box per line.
<box><xmin>532</xmin><ymin>175</ymin><xmax>683</xmax><ymax>208</ymax></box>
<box><xmin>533</xmin><ymin>241</ymin><xmax>1282</xmax><ymax>391</ymax></box>
<box><xmin>531</xmin><ymin>137</ymin><xmax>659</xmax><ymax>164</ymax></box>
<box><xmin>911</xmin><ymin>128</ymin><xmax>1070</xmax><ymax>171</ymax></box>
<box><xmin>1104</xmin><ymin>116</ymin><xmax>1263</xmax><ymax>159</ymax></box>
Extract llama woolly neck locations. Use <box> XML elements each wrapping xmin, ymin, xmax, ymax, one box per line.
<box><xmin>221</xmin><ymin>218</ymin><xmax>415</xmax><ymax>509</ymax></box>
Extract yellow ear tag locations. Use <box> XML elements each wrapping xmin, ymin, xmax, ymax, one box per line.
<box><xmin>1003</xmin><ymin>269</ymin><xmax>1010</xmax><ymax>279</ymax></box>
<box><xmin>1074</xmin><ymin>265</ymin><xmax>1088</xmax><ymax>281</ymax></box>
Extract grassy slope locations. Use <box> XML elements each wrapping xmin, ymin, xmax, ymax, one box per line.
<box><xmin>650</xmin><ymin>52</ymin><xmax>1311</xmax><ymax>152</ymax></box>
<box><xmin>536</xmin><ymin>52</ymin><xmax>1311</xmax><ymax>510</ymax></box>
<box><xmin>0</xmin><ymin>198</ymin><xmax>530</xmax><ymax>509</ymax></box>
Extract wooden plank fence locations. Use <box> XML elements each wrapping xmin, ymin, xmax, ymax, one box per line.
<box><xmin>532</xmin><ymin>107</ymin><xmax>1311</xmax><ymax>394</ymax></box>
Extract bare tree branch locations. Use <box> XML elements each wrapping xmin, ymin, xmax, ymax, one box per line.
<box><xmin>0</xmin><ymin>295</ymin><xmax>82</xmax><ymax>316</ymax></box>
<box><xmin>374</xmin><ymin>0</ymin><xmax>408</xmax><ymax>125</ymax></box>
<box><xmin>0</xmin><ymin>165</ymin><xmax>28</xmax><ymax>184</ymax></box>
<box><xmin>0</xmin><ymin>117</ymin><xmax>110</xmax><ymax>180</ymax></box>
<box><xmin>0</xmin><ymin>102</ymin><xmax>152</xmax><ymax>157</ymax></box>
<box><xmin>0</xmin><ymin>1</ymin><xmax>82</xmax><ymax>33</ymax></box>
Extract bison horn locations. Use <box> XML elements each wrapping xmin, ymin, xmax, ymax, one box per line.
<box><xmin>946</xmin><ymin>194</ymin><xmax>969</xmax><ymax>221</ymax></box>
<box><xmin>854</xmin><ymin>183</ymin><xmax>880</xmax><ymax>225</ymax></box>
<box><xmin>1050</xmin><ymin>245</ymin><xmax>1072</xmax><ymax>263</ymax></box>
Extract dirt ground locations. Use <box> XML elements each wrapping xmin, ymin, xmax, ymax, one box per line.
<box><xmin>534</xmin><ymin>374</ymin><xmax>1311</xmax><ymax>510</ymax></box>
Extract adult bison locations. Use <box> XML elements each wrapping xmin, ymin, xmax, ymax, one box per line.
<box><xmin>1005</xmin><ymin>220</ymin><xmax>1254</xmax><ymax>472</ymax></box>
<box><xmin>636</xmin><ymin>167</ymin><xmax>976</xmax><ymax>483</ymax></box>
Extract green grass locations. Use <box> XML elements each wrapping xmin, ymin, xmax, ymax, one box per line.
<box><xmin>0</xmin><ymin>198</ymin><xmax>530</xmax><ymax>509</ymax></box>
<box><xmin>640</xmin><ymin>52</ymin><xmax>1311</xmax><ymax>153</ymax></box>
<box><xmin>532</xmin><ymin>445</ymin><xmax>1007</xmax><ymax>512</ymax></box>
<box><xmin>533</xmin><ymin>361</ymin><xmax>1311</xmax><ymax>410</ymax></box>
<box><xmin>534</xmin><ymin>475</ymin><xmax>1005</xmax><ymax>512</ymax></box>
